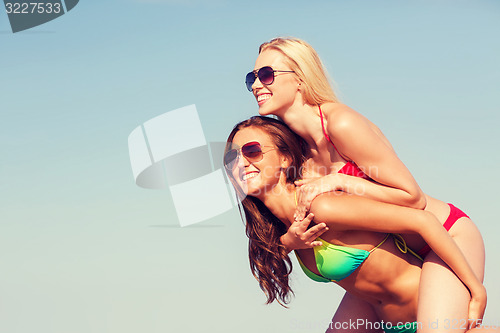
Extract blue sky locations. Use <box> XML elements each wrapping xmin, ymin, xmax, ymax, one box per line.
<box><xmin>1</xmin><ymin>1</ymin><xmax>499</xmax><ymax>332</ymax></box>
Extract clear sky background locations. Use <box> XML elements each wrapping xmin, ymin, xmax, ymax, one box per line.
<box><xmin>1</xmin><ymin>1</ymin><xmax>499</xmax><ymax>332</ymax></box>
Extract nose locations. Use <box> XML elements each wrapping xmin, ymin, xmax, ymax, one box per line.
<box><xmin>252</xmin><ymin>74</ymin><xmax>263</xmax><ymax>92</ymax></box>
<box><xmin>238</xmin><ymin>152</ymin><xmax>252</xmax><ymax>167</ymax></box>
<box><xmin>233</xmin><ymin>153</ymin><xmax>250</xmax><ymax>178</ymax></box>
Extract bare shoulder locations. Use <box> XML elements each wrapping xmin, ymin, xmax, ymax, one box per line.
<box><xmin>321</xmin><ymin>102</ymin><xmax>371</xmax><ymax>134</ymax></box>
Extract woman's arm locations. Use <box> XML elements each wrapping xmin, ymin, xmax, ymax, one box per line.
<box><xmin>324</xmin><ymin>103</ymin><xmax>426</xmax><ymax>208</ymax></box>
<box><xmin>311</xmin><ymin>192</ymin><xmax>486</xmax><ymax>323</ymax></box>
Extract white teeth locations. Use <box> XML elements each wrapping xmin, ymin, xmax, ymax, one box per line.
<box><xmin>258</xmin><ymin>94</ymin><xmax>271</xmax><ymax>102</ymax></box>
<box><xmin>243</xmin><ymin>172</ymin><xmax>259</xmax><ymax>181</ymax></box>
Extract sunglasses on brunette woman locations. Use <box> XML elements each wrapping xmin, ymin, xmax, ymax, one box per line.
<box><xmin>245</xmin><ymin>66</ymin><xmax>295</xmax><ymax>91</ymax></box>
<box><xmin>224</xmin><ymin>141</ymin><xmax>276</xmax><ymax>170</ymax></box>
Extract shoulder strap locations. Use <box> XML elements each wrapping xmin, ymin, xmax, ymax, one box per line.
<box><xmin>319</xmin><ymin>105</ymin><xmax>335</xmax><ymax>147</ymax></box>
<box><xmin>319</xmin><ymin>105</ymin><xmax>348</xmax><ymax>160</ymax></box>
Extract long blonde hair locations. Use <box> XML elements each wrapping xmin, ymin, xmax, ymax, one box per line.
<box><xmin>259</xmin><ymin>37</ymin><xmax>338</xmax><ymax>105</ymax></box>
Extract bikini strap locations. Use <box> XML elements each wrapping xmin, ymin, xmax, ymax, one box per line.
<box><xmin>319</xmin><ymin>105</ymin><xmax>335</xmax><ymax>146</ymax></box>
<box><xmin>368</xmin><ymin>233</ymin><xmax>424</xmax><ymax>261</ymax></box>
<box><xmin>319</xmin><ymin>105</ymin><xmax>348</xmax><ymax>159</ymax></box>
<box><xmin>369</xmin><ymin>233</ymin><xmax>390</xmax><ymax>253</ymax></box>
<box><xmin>391</xmin><ymin>234</ymin><xmax>424</xmax><ymax>262</ymax></box>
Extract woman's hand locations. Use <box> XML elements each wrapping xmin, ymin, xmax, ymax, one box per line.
<box><xmin>294</xmin><ymin>175</ymin><xmax>341</xmax><ymax>221</ymax></box>
<box><xmin>468</xmin><ymin>284</ymin><xmax>487</xmax><ymax>330</ymax></box>
<box><xmin>280</xmin><ymin>213</ymin><xmax>328</xmax><ymax>253</ymax></box>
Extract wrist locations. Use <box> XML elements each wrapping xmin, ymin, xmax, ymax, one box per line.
<box><xmin>323</xmin><ymin>174</ymin><xmax>341</xmax><ymax>191</ymax></box>
<box><xmin>469</xmin><ymin>282</ymin><xmax>486</xmax><ymax>299</ymax></box>
<box><xmin>280</xmin><ymin>234</ymin><xmax>291</xmax><ymax>253</ymax></box>
<box><xmin>472</xmin><ymin>283</ymin><xmax>486</xmax><ymax>296</ymax></box>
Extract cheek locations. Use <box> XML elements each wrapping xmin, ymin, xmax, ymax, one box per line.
<box><xmin>259</xmin><ymin>161</ymin><xmax>286</xmax><ymax>184</ymax></box>
<box><xmin>229</xmin><ymin>171</ymin><xmax>248</xmax><ymax>198</ymax></box>
<box><xmin>275</xmin><ymin>82</ymin><xmax>299</xmax><ymax>101</ymax></box>
<box><xmin>231</xmin><ymin>168</ymin><xmax>239</xmax><ymax>180</ymax></box>
<box><xmin>230</xmin><ymin>168</ymin><xmax>243</xmax><ymax>186</ymax></box>
<box><xmin>259</xmin><ymin>164</ymin><xmax>279</xmax><ymax>179</ymax></box>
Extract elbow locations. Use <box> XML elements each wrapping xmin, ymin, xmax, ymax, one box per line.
<box><xmin>416</xmin><ymin>210</ymin><xmax>439</xmax><ymax>235</ymax></box>
<box><xmin>406</xmin><ymin>190</ymin><xmax>427</xmax><ymax>210</ymax></box>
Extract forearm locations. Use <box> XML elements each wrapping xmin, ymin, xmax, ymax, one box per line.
<box><xmin>312</xmin><ymin>193</ymin><xmax>481</xmax><ymax>296</ymax></box>
<box><xmin>334</xmin><ymin>173</ymin><xmax>426</xmax><ymax>209</ymax></box>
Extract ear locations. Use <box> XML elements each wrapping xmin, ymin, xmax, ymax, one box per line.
<box><xmin>280</xmin><ymin>154</ymin><xmax>292</xmax><ymax>169</ymax></box>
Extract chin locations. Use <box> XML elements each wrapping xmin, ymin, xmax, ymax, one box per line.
<box><xmin>257</xmin><ymin>106</ymin><xmax>270</xmax><ymax>116</ymax></box>
<box><xmin>234</xmin><ymin>184</ymin><xmax>250</xmax><ymax>201</ymax></box>
<box><xmin>243</xmin><ymin>182</ymin><xmax>266</xmax><ymax>199</ymax></box>
<box><xmin>258</xmin><ymin>105</ymin><xmax>279</xmax><ymax>117</ymax></box>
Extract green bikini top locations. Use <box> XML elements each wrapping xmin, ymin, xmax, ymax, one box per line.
<box><xmin>295</xmin><ymin>234</ymin><xmax>390</xmax><ymax>283</ymax></box>
<box><xmin>295</xmin><ymin>234</ymin><xmax>423</xmax><ymax>283</ymax></box>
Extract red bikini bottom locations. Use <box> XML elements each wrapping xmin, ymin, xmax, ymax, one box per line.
<box><xmin>416</xmin><ymin>203</ymin><xmax>470</xmax><ymax>258</ymax></box>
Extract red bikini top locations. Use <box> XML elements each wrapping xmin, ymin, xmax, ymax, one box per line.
<box><xmin>319</xmin><ymin>105</ymin><xmax>370</xmax><ymax>180</ymax></box>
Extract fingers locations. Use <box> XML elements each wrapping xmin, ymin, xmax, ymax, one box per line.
<box><xmin>288</xmin><ymin>212</ymin><xmax>329</xmax><ymax>250</ymax></box>
<box><xmin>303</xmin><ymin>212</ymin><xmax>315</xmax><ymax>221</ymax></box>
<box><xmin>293</xmin><ymin>211</ymin><xmax>313</xmax><ymax>225</ymax></box>
<box><xmin>294</xmin><ymin>188</ymin><xmax>308</xmax><ymax>220</ymax></box>
<box><xmin>302</xmin><ymin>221</ymin><xmax>328</xmax><ymax>248</ymax></box>
<box><xmin>468</xmin><ymin>319</ymin><xmax>482</xmax><ymax>330</ymax></box>
<box><xmin>297</xmin><ymin>213</ymin><xmax>316</xmax><ymax>229</ymax></box>
<box><xmin>308</xmin><ymin>222</ymin><xmax>328</xmax><ymax>239</ymax></box>
<box><xmin>294</xmin><ymin>186</ymin><xmax>315</xmax><ymax>221</ymax></box>
<box><xmin>293</xmin><ymin>207</ymin><xmax>307</xmax><ymax>221</ymax></box>
<box><xmin>467</xmin><ymin>300</ymin><xmax>485</xmax><ymax>330</ymax></box>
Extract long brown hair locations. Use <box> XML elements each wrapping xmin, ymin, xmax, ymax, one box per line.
<box><xmin>224</xmin><ymin>116</ymin><xmax>308</xmax><ymax>306</ymax></box>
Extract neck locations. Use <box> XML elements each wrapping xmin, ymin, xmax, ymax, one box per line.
<box><xmin>259</xmin><ymin>183</ymin><xmax>296</xmax><ymax>228</ymax></box>
<box><xmin>279</xmin><ymin>103</ymin><xmax>325</xmax><ymax>151</ymax></box>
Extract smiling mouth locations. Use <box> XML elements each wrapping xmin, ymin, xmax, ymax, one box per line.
<box><xmin>242</xmin><ymin>172</ymin><xmax>259</xmax><ymax>181</ymax></box>
<box><xmin>257</xmin><ymin>94</ymin><xmax>271</xmax><ymax>102</ymax></box>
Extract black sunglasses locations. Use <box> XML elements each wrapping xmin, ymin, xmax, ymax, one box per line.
<box><xmin>224</xmin><ymin>141</ymin><xmax>276</xmax><ymax>170</ymax></box>
<box><xmin>245</xmin><ymin>66</ymin><xmax>295</xmax><ymax>91</ymax></box>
